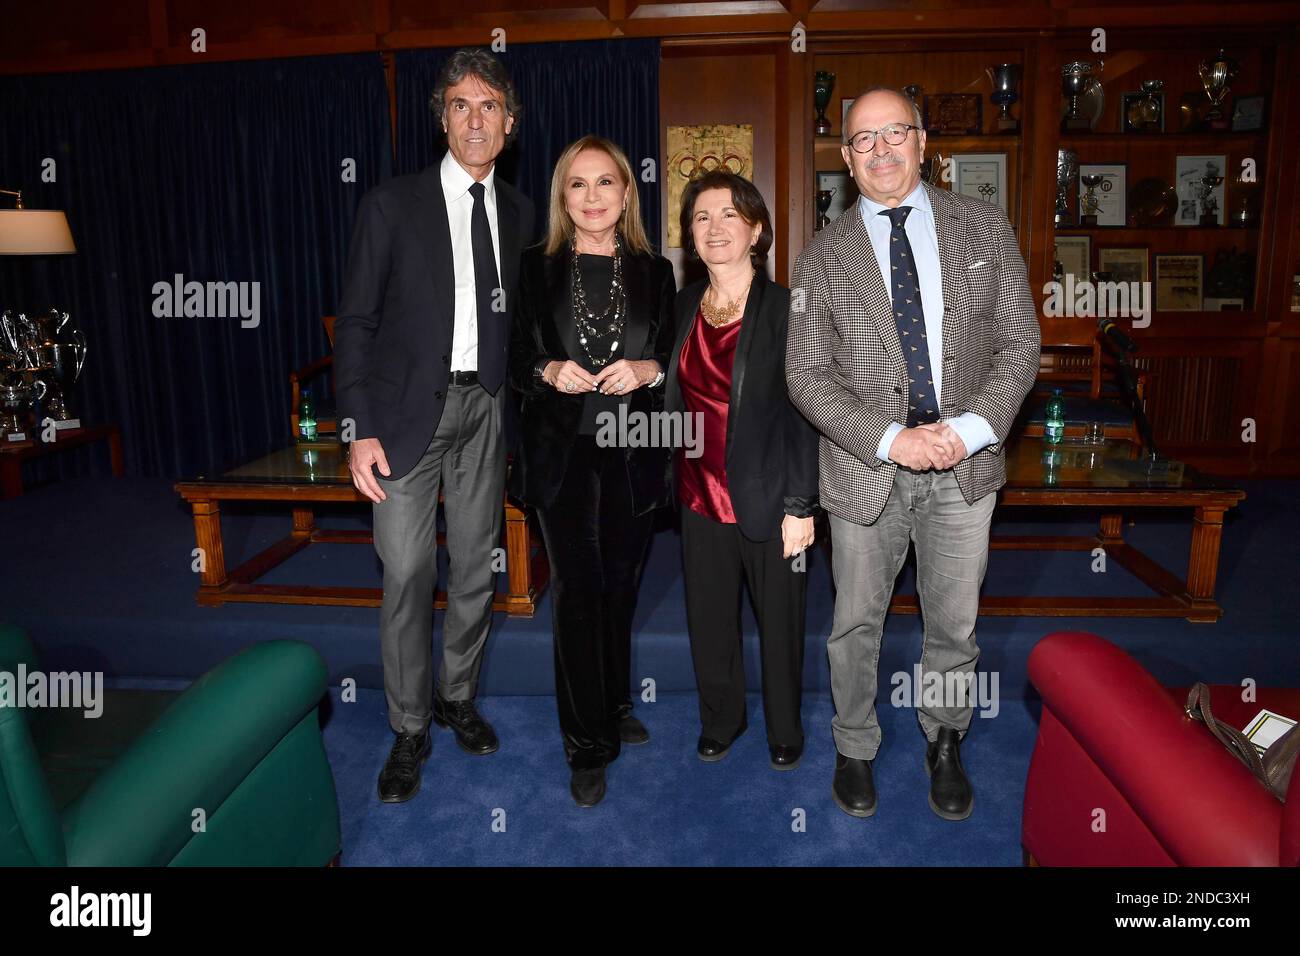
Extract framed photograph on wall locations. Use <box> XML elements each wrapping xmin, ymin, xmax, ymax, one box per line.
<box><xmin>1054</xmin><ymin>235</ymin><xmax>1091</xmax><ymax>286</ymax></box>
<box><xmin>951</xmin><ymin>153</ymin><xmax>1009</xmax><ymax>214</ymax></box>
<box><xmin>1078</xmin><ymin>163</ymin><xmax>1126</xmax><ymax>227</ymax></box>
<box><xmin>1097</xmin><ymin>247</ymin><xmax>1149</xmax><ymax>284</ymax></box>
<box><xmin>1231</xmin><ymin>95</ymin><xmax>1266</xmax><ymax>132</ymax></box>
<box><xmin>1155</xmin><ymin>254</ymin><xmax>1204</xmax><ymax>311</ymax></box>
<box><xmin>1175</xmin><ymin>155</ymin><xmax>1226</xmax><ymax>226</ymax></box>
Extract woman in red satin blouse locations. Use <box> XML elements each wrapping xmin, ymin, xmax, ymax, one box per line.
<box><xmin>663</xmin><ymin>171</ymin><xmax>820</xmax><ymax>770</ymax></box>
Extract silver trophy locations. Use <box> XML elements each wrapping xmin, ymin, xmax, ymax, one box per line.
<box><xmin>1198</xmin><ymin>172</ymin><xmax>1225</xmax><ymax>227</ymax></box>
<box><xmin>1079</xmin><ymin>173</ymin><xmax>1105</xmax><ymax>227</ymax></box>
<box><xmin>1061</xmin><ymin>60</ymin><xmax>1103</xmax><ymax>132</ymax></box>
<box><xmin>1</xmin><ymin>308</ymin><xmax>88</xmax><ymax>424</ymax></box>
<box><xmin>0</xmin><ymin>373</ymin><xmax>43</xmax><ymax>440</ymax></box>
<box><xmin>29</xmin><ymin>308</ymin><xmax>87</xmax><ymax>423</ymax></box>
<box><xmin>1055</xmin><ymin>148</ymin><xmax>1079</xmax><ymax>227</ymax></box>
<box><xmin>986</xmin><ymin>64</ymin><xmax>1022</xmax><ymax>133</ymax></box>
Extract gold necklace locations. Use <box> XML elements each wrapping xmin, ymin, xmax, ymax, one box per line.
<box><xmin>700</xmin><ymin>279</ymin><xmax>751</xmax><ymax>328</ymax></box>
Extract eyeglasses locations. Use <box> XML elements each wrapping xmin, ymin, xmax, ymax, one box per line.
<box><xmin>846</xmin><ymin>124</ymin><xmax>921</xmax><ymax>153</ymax></box>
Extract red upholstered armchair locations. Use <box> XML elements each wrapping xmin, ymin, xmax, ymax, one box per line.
<box><xmin>1023</xmin><ymin>631</ymin><xmax>1300</xmax><ymax>867</ymax></box>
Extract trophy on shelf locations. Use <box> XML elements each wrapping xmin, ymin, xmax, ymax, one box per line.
<box><xmin>816</xmin><ymin>188</ymin><xmax>836</xmax><ymax>231</ymax></box>
<box><xmin>1061</xmin><ymin>60</ymin><xmax>1103</xmax><ymax>132</ymax></box>
<box><xmin>986</xmin><ymin>63</ymin><xmax>1022</xmax><ymax>133</ymax></box>
<box><xmin>1079</xmin><ymin>173</ymin><xmax>1104</xmax><ymax>227</ymax></box>
<box><xmin>1199</xmin><ymin>172</ymin><xmax>1225</xmax><ymax>227</ymax></box>
<box><xmin>1055</xmin><ymin>148</ymin><xmax>1079</xmax><ymax>227</ymax></box>
<box><xmin>814</xmin><ymin>71</ymin><xmax>836</xmax><ymax>136</ymax></box>
<box><xmin>1126</xmin><ymin>79</ymin><xmax>1165</xmax><ymax>132</ymax></box>
<box><xmin>1198</xmin><ymin>49</ymin><xmax>1239</xmax><ymax>131</ymax></box>
<box><xmin>0</xmin><ymin>307</ymin><xmax>88</xmax><ymax>429</ymax></box>
<box><xmin>0</xmin><ymin>374</ymin><xmax>43</xmax><ymax>442</ymax></box>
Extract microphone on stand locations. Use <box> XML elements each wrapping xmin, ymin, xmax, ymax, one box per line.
<box><xmin>1097</xmin><ymin>316</ymin><xmax>1137</xmax><ymax>354</ymax></box>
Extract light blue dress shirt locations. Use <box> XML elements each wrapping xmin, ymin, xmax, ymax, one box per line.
<box><xmin>857</xmin><ymin>183</ymin><xmax>996</xmax><ymax>463</ymax></box>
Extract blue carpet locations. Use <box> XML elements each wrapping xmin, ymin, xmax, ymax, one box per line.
<box><xmin>5</xmin><ymin>474</ymin><xmax>1297</xmax><ymax>865</ymax></box>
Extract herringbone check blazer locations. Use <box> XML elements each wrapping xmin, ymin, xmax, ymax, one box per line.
<box><xmin>786</xmin><ymin>182</ymin><xmax>1041</xmax><ymax>525</ymax></box>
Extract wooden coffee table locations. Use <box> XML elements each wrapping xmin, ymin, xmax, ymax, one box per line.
<box><xmin>174</xmin><ymin>442</ymin><xmax>548</xmax><ymax>617</ymax></box>
<box><xmin>885</xmin><ymin>437</ymin><xmax>1245</xmax><ymax>623</ymax></box>
<box><xmin>0</xmin><ymin>423</ymin><xmax>123</xmax><ymax>498</ymax></box>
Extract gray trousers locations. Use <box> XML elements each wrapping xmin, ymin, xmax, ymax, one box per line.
<box><xmin>373</xmin><ymin>383</ymin><xmax>504</xmax><ymax>734</ymax></box>
<box><xmin>827</xmin><ymin>467</ymin><xmax>996</xmax><ymax>760</ymax></box>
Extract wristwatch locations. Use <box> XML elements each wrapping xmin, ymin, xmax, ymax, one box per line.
<box><xmin>649</xmin><ymin>369</ymin><xmax>665</xmax><ymax>388</ymax></box>
<box><xmin>533</xmin><ymin>358</ymin><xmax>551</xmax><ymax>381</ymax></box>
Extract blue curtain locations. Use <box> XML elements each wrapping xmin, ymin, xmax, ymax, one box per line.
<box><xmin>0</xmin><ymin>54</ymin><xmax>392</xmax><ymax>479</ymax></box>
<box><xmin>395</xmin><ymin>39</ymin><xmax>661</xmax><ymax>249</ymax></box>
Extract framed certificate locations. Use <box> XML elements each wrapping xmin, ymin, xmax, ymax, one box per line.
<box><xmin>1054</xmin><ymin>235</ymin><xmax>1091</xmax><ymax>286</ymax></box>
<box><xmin>1155</xmin><ymin>254</ymin><xmax>1204</xmax><ymax>311</ymax></box>
<box><xmin>951</xmin><ymin>153</ymin><xmax>1009</xmax><ymax>215</ymax></box>
<box><xmin>1097</xmin><ymin>247</ymin><xmax>1149</xmax><ymax>284</ymax></box>
<box><xmin>1078</xmin><ymin>163</ymin><xmax>1127</xmax><ymax>227</ymax></box>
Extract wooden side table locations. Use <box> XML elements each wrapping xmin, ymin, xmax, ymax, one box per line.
<box><xmin>0</xmin><ymin>424</ymin><xmax>124</xmax><ymax>499</ymax></box>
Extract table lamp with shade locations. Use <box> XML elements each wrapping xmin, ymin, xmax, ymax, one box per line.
<box><xmin>0</xmin><ymin>188</ymin><xmax>76</xmax><ymax>255</ymax></box>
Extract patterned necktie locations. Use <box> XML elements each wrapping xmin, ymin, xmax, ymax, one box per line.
<box><xmin>469</xmin><ymin>181</ymin><xmax>504</xmax><ymax>395</ymax></box>
<box><xmin>879</xmin><ymin>206</ymin><xmax>939</xmax><ymax>427</ymax></box>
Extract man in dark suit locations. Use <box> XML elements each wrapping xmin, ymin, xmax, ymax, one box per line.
<box><xmin>787</xmin><ymin>87</ymin><xmax>1040</xmax><ymax>822</ymax></box>
<box><xmin>335</xmin><ymin>48</ymin><xmax>535</xmax><ymax>803</ymax></box>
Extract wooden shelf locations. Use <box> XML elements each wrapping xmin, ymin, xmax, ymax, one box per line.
<box><xmin>1060</xmin><ymin>132</ymin><xmax>1267</xmax><ymax>147</ymax></box>
<box><xmin>1054</xmin><ymin>225</ymin><xmax>1260</xmax><ymax>234</ymax></box>
<box><xmin>816</xmin><ymin>133</ymin><xmax>1021</xmax><ymax>150</ymax></box>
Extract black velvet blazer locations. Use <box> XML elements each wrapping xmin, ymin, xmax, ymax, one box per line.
<box><xmin>663</xmin><ymin>271</ymin><xmax>819</xmax><ymax>543</ymax></box>
<box><xmin>508</xmin><ymin>242</ymin><xmax>677</xmax><ymax>516</ymax></box>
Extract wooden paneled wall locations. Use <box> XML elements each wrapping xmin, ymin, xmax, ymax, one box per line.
<box><xmin>5</xmin><ymin>1</ymin><xmax>1300</xmax><ymax>476</ymax></box>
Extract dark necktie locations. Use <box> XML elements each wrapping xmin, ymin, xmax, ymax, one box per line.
<box><xmin>879</xmin><ymin>206</ymin><xmax>939</xmax><ymax>427</ymax></box>
<box><xmin>468</xmin><ymin>181</ymin><xmax>504</xmax><ymax>395</ymax></box>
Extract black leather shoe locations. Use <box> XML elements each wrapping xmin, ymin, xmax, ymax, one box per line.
<box><xmin>618</xmin><ymin>714</ymin><xmax>650</xmax><ymax>745</ymax></box>
<box><xmin>377</xmin><ymin>731</ymin><xmax>431</xmax><ymax>803</ymax></box>
<box><xmin>770</xmin><ymin>742</ymin><xmax>804</xmax><ymax>771</ymax></box>
<box><xmin>832</xmin><ymin>752</ymin><xmax>877</xmax><ymax>818</ymax></box>
<box><xmin>925</xmin><ymin>727</ymin><xmax>973</xmax><ymax>821</ymax></box>
<box><xmin>433</xmin><ymin>697</ymin><xmax>499</xmax><ymax>755</ymax></box>
<box><xmin>697</xmin><ymin>721</ymin><xmax>747</xmax><ymax>762</ymax></box>
<box><xmin>570</xmin><ymin>767</ymin><xmax>606</xmax><ymax>807</ymax></box>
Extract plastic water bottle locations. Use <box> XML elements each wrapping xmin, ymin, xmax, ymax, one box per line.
<box><xmin>298</xmin><ymin>388</ymin><xmax>318</xmax><ymax>443</ymax></box>
<box><xmin>1044</xmin><ymin>388</ymin><xmax>1065</xmax><ymax>445</ymax></box>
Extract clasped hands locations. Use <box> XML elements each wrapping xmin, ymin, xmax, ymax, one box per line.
<box><xmin>887</xmin><ymin>422</ymin><xmax>968</xmax><ymax>471</ymax></box>
<box><xmin>544</xmin><ymin>358</ymin><xmax>659</xmax><ymax>395</ymax></box>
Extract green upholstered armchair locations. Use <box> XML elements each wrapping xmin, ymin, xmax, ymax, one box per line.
<box><xmin>0</xmin><ymin>624</ymin><xmax>341</xmax><ymax>866</ymax></box>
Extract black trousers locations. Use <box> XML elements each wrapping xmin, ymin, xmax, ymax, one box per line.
<box><xmin>535</xmin><ymin>436</ymin><xmax>655</xmax><ymax>770</ymax></box>
<box><xmin>681</xmin><ymin>505</ymin><xmax>806</xmax><ymax>747</ymax></box>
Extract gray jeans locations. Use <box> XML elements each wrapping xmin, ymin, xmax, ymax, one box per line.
<box><xmin>827</xmin><ymin>467</ymin><xmax>996</xmax><ymax>760</ymax></box>
<box><xmin>372</xmin><ymin>383</ymin><xmax>505</xmax><ymax>734</ymax></box>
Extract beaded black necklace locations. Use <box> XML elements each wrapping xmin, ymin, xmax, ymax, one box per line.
<box><xmin>570</xmin><ymin>232</ymin><xmax>627</xmax><ymax>368</ymax></box>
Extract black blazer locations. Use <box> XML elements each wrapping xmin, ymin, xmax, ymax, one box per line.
<box><xmin>664</xmin><ymin>272</ymin><xmax>819</xmax><ymax>543</ymax></box>
<box><xmin>508</xmin><ymin>243</ymin><xmax>677</xmax><ymax>517</ymax></box>
<box><xmin>334</xmin><ymin>160</ymin><xmax>535</xmax><ymax>481</ymax></box>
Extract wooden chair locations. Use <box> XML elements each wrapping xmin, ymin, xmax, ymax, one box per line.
<box><xmin>290</xmin><ymin>316</ymin><xmax>338</xmax><ymax>438</ymax></box>
<box><xmin>1019</xmin><ymin>336</ymin><xmax>1149</xmax><ymax>443</ymax></box>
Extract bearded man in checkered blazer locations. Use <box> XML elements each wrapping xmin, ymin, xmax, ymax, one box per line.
<box><xmin>786</xmin><ymin>87</ymin><xmax>1040</xmax><ymax>822</ymax></box>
